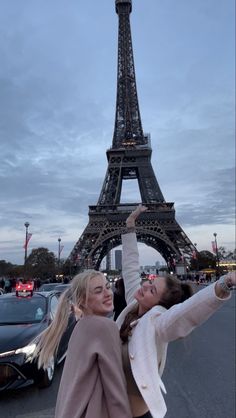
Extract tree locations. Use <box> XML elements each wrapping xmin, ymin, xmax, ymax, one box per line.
<box><xmin>190</xmin><ymin>250</ymin><xmax>216</xmax><ymax>271</ymax></box>
<box><xmin>25</xmin><ymin>247</ymin><xmax>56</xmax><ymax>280</ymax></box>
<box><xmin>0</xmin><ymin>260</ymin><xmax>13</xmax><ymax>276</ymax></box>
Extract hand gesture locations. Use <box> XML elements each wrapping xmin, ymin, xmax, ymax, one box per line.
<box><xmin>126</xmin><ymin>204</ymin><xmax>148</xmax><ymax>228</ymax></box>
<box><xmin>226</xmin><ymin>271</ymin><xmax>236</xmax><ymax>288</ymax></box>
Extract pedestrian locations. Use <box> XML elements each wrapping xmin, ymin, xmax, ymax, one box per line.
<box><xmin>34</xmin><ymin>269</ymin><xmax>132</xmax><ymax>418</ymax></box>
<box><xmin>116</xmin><ymin>205</ymin><xmax>236</xmax><ymax>418</ymax></box>
<box><xmin>113</xmin><ymin>277</ymin><xmax>127</xmax><ymax>320</ymax></box>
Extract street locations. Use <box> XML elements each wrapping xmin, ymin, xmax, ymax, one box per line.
<box><xmin>0</xmin><ymin>289</ymin><xmax>235</xmax><ymax>418</ymax></box>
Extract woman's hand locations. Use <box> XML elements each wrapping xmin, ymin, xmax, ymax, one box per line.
<box><xmin>215</xmin><ymin>271</ymin><xmax>236</xmax><ymax>298</ymax></box>
<box><xmin>225</xmin><ymin>271</ymin><xmax>236</xmax><ymax>287</ymax></box>
<box><xmin>126</xmin><ymin>204</ymin><xmax>148</xmax><ymax>228</ymax></box>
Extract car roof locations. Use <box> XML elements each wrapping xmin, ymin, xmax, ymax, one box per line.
<box><xmin>40</xmin><ymin>283</ymin><xmax>58</xmax><ymax>287</ymax></box>
<box><xmin>55</xmin><ymin>284</ymin><xmax>70</xmax><ymax>289</ymax></box>
<box><xmin>0</xmin><ymin>291</ymin><xmax>52</xmax><ymax>300</ymax></box>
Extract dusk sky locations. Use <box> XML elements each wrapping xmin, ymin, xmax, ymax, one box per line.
<box><xmin>0</xmin><ymin>0</ymin><xmax>235</xmax><ymax>267</ymax></box>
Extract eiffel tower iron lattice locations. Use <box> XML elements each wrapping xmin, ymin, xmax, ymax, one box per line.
<box><xmin>69</xmin><ymin>0</ymin><xmax>196</xmax><ymax>272</ymax></box>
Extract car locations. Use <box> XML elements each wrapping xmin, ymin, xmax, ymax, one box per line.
<box><xmin>53</xmin><ymin>283</ymin><xmax>71</xmax><ymax>296</ymax></box>
<box><xmin>0</xmin><ymin>283</ymin><xmax>76</xmax><ymax>391</ymax></box>
<box><xmin>38</xmin><ymin>282</ymin><xmax>59</xmax><ymax>292</ymax></box>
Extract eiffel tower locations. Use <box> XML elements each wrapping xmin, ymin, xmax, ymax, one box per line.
<box><xmin>69</xmin><ymin>0</ymin><xmax>196</xmax><ymax>271</ymax></box>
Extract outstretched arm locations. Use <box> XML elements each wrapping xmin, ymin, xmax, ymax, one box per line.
<box><xmin>125</xmin><ymin>204</ymin><xmax>148</xmax><ymax>229</ymax></box>
<box><xmin>155</xmin><ymin>271</ymin><xmax>235</xmax><ymax>342</ymax></box>
<box><xmin>122</xmin><ymin>205</ymin><xmax>147</xmax><ymax>305</ymax></box>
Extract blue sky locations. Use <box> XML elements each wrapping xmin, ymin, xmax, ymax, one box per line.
<box><xmin>0</xmin><ymin>0</ymin><xmax>235</xmax><ymax>266</ymax></box>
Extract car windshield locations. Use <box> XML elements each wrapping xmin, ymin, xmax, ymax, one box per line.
<box><xmin>55</xmin><ymin>285</ymin><xmax>70</xmax><ymax>292</ymax></box>
<box><xmin>0</xmin><ymin>297</ymin><xmax>47</xmax><ymax>324</ymax></box>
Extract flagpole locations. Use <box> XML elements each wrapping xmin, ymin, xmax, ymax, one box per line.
<box><xmin>24</xmin><ymin>222</ymin><xmax>30</xmax><ymax>265</ymax></box>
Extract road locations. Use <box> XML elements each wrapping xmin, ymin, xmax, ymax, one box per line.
<box><xmin>0</xmin><ymin>287</ymin><xmax>235</xmax><ymax>418</ymax></box>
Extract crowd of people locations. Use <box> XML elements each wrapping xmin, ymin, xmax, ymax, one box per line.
<box><xmin>33</xmin><ymin>205</ymin><xmax>235</xmax><ymax>418</ymax></box>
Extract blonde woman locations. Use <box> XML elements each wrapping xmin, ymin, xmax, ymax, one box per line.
<box><xmin>35</xmin><ymin>270</ymin><xmax>132</xmax><ymax>418</ymax></box>
<box><xmin>117</xmin><ymin>205</ymin><xmax>235</xmax><ymax>418</ymax></box>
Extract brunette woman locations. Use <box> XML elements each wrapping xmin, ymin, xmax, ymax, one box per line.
<box><xmin>117</xmin><ymin>205</ymin><xmax>235</xmax><ymax>418</ymax></box>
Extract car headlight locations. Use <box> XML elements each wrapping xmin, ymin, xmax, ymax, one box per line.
<box><xmin>0</xmin><ymin>349</ymin><xmax>16</xmax><ymax>358</ymax></box>
<box><xmin>15</xmin><ymin>343</ymin><xmax>37</xmax><ymax>357</ymax></box>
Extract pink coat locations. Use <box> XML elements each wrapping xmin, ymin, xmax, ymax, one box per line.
<box><xmin>55</xmin><ymin>315</ymin><xmax>132</xmax><ymax>418</ymax></box>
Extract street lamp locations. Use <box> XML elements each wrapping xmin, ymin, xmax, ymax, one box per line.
<box><xmin>58</xmin><ymin>238</ymin><xmax>61</xmax><ymax>271</ymax></box>
<box><xmin>57</xmin><ymin>238</ymin><xmax>61</xmax><ymax>274</ymax></box>
<box><xmin>194</xmin><ymin>243</ymin><xmax>199</xmax><ymax>272</ymax></box>
<box><xmin>24</xmin><ymin>222</ymin><xmax>30</xmax><ymax>265</ymax></box>
<box><xmin>213</xmin><ymin>233</ymin><xmax>220</xmax><ymax>277</ymax></box>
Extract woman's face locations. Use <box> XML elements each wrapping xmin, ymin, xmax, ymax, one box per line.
<box><xmin>134</xmin><ymin>276</ymin><xmax>167</xmax><ymax>314</ymax></box>
<box><xmin>86</xmin><ymin>275</ymin><xmax>113</xmax><ymax>316</ymax></box>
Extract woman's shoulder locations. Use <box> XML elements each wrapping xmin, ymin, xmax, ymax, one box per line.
<box><xmin>139</xmin><ymin>305</ymin><xmax>167</xmax><ymax>322</ymax></box>
<box><xmin>78</xmin><ymin>316</ymin><xmax>120</xmax><ymax>348</ymax></box>
<box><xmin>79</xmin><ymin>315</ymin><xmax>118</xmax><ymax>332</ymax></box>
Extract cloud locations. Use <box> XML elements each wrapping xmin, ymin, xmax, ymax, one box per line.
<box><xmin>0</xmin><ymin>0</ymin><xmax>235</xmax><ymax>265</ymax></box>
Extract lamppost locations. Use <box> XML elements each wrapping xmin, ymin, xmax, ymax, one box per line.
<box><xmin>24</xmin><ymin>222</ymin><xmax>30</xmax><ymax>265</ymax></box>
<box><xmin>213</xmin><ymin>232</ymin><xmax>220</xmax><ymax>277</ymax></box>
<box><xmin>194</xmin><ymin>243</ymin><xmax>199</xmax><ymax>272</ymax></box>
<box><xmin>58</xmin><ymin>238</ymin><xmax>61</xmax><ymax>271</ymax></box>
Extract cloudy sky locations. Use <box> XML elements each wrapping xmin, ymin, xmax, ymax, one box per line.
<box><xmin>0</xmin><ymin>0</ymin><xmax>235</xmax><ymax>267</ymax></box>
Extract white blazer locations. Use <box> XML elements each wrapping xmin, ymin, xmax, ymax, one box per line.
<box><xmin>116</xmin><ymin>233</ymin><xmax>231</xmax><ymax>418</ymax></box>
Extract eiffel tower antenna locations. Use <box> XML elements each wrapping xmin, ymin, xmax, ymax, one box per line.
<box><xmin>69</xmin><ymin>0</ymin><xmax>196</xmax><ymax>272</ymax></box>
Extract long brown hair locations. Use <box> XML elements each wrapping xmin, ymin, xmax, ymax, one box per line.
<box><xmin>158</xmin><ymin>275</ymin><xmax>193</xmax><ymax>309</ymax></box>
<box><xmin>120</xmin><ymin>275</ymin><xmax>193</xmax><ymax>343</ymax></box>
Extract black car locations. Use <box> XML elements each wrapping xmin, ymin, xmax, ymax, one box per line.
<box><xmin>38</xmin><ymin>283</ymin><xmax>59</xmax><ymax>292</ymax></box>
<box><xmin>54</xmin><ymin>284</ymin><xmax>71</xmax><ymax>296</ymax></box>
<box><xmin>0</xmin><ymin>284</ymin><xmax>76</xmax><ymax>391</ymax></box>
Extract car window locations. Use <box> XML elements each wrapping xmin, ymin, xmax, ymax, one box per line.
<box><xmin>50</xmin><ymin>295</ymin><xmax>59</xmax><ymax>319</ymax></box>
<box><xmin>39</xmin><ymin>283</ymin><xmax>58</xmax><ymax>291</ymax></box>
<box><xmin>0</xmin><ymin>297</ymin><xmax>47</xmax><ymax>324</ymax></box>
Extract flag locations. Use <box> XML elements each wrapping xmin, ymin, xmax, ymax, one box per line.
<box><xmin>23</xmin><ymin>233</ymin><xmax>32</xmax><ymax>249</ymax></box>
<box><xmin>211</xmin><ymin>241</ymin><xmax>216</xmax><ymax>254</ymax></box>
<box><xmin>192</xmin><ymin>250</ymin><xmax>197</xmax><ymax>260</ymax></box>
<box><xmin>59</xmin><ymin>245</ymin><xmax>64</xmax><ymax>255</ymax></box>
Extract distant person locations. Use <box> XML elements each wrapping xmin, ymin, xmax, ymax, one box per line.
<box><xmin>4</xmin><ymin>278</ymin><xmax>12</xmax><ymax>293</ymax></box>
<box><xmin>34</xmin><ymin>270</ymin><xmax>132</xmax><ymax>418</ymax></box>
<box><xmin>113</xmin><ymin>278</ymin><xmax>127</xmax><ymax>320</ymax></box>
<box><xmin>0</xmin><ymin>278</ymin><xmax>5</xmax><ymax>290</ymax></box>
<box><xmin>116</xmin><ymin>205</ymin><xmax>236</xmax><ymax>418</ymax></box>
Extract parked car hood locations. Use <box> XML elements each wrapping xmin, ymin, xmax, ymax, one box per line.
<box><xmin>0</xmin><ymin>322</ymin><xmax>47</xmax><ymax>353</ymax></box>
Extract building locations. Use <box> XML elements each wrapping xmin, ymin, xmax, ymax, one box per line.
<box><xmin>115</xmin><ymin>250</ymin><xmax>122</xmax><ymax>271</ymax></box>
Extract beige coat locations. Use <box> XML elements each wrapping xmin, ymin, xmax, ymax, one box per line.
<box><xmin>55</xmin><ymin>315</ymin><xmax>132</xmax><ymax>418</ymax></box>
<box><xmin>116</xmin><ymin>232</ymin><xmax>231</xmax><ymax>418</ymax></box>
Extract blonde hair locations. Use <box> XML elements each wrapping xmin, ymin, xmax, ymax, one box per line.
<box><xmin>34</xmin><ymin>269</ymin><xmax>104</xmax><ymax>369</ymax></box>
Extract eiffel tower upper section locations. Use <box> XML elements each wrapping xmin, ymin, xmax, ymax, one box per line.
<box><xmin>113</xmin><ymin>0</ymin><xmax>146</xmax><ymax>149</ymax></box>
<box><xmin>98</xmin><ymin>0</ymin><xmax>165</xmax><ymax>207</ymax></box>
<box><xmin>69</xmin><ymin>0</ymin><xmax>196</xmax><ymax>271</ymax></box>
